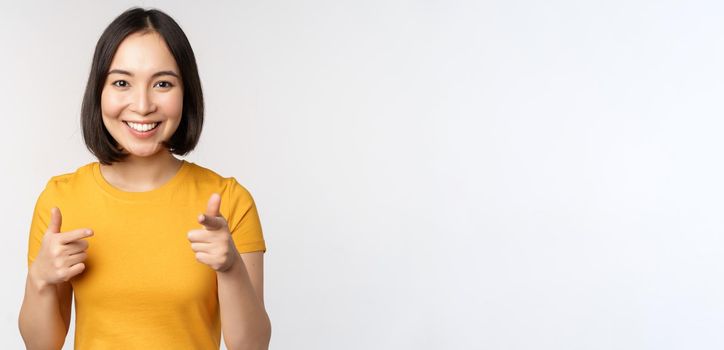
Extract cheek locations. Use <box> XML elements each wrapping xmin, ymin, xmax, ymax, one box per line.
<box><xmin>100</xmin><ymin>89</ymin><xmax>126</xmax><ymax>119</ymax></box>
<box><xmin>158</xmin><ymin>91</ymin><xmax>184</xmax><ymax>120</ymax></box>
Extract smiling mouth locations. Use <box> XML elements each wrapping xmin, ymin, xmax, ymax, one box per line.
<box><xmin>123</xmin><ymin>121</ymin><xmax>161</xmax><ymax>132</ymax></box>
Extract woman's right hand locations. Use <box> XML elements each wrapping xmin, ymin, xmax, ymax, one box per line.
<box><xmin>30</xmin><ymin>207</ymin><xmax>94</xmax><ymax>288</ymax></box>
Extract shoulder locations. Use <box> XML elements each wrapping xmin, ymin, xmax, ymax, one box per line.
<box><xmin>33</xmin><ymin>162</ymin><xmax>95</xmax><ymax>209</ymax></box>
<box><xmin>39</xmin><ymin>162</ymin><xmax>96</xmax><ymax>198</ymax></box>
<box><xmin>185</xmin><ymin>162</ymin><xmax>253</xmax><ymax>198</ymax></box>
<box><xmin>185</xmin><ymin>162</ymin><xmax>258</xmax><ymax>223</ymax></box>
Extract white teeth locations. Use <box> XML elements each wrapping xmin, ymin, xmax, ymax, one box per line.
<box><xmin>126</xmin><ymin>121</ymin><xmax>159</xmax><ymax>132</ymax></box>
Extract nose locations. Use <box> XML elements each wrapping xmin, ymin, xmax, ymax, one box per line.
<box><xmin>130</xmin><ymin>87</ymin><xmax>157</xmax><ymax>116</ymax></box>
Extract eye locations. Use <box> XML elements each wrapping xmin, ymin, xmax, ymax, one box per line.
<box><xmin>154</xmin><ymin>81</ymin><xmax>174</xmax><ymax>88</ymax></box>
<box><xmin>112</xmin><ymin>80</ymin><xmax>129</xmax><ymax>88</ymax></box>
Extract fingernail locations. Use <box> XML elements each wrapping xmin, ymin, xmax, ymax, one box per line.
<box><xmin>86</xmin><ymin>229</ymin><xmax>93</xmax><ymax>235</ymax></box>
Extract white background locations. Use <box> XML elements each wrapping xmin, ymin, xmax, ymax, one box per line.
<box><xmin>3</xmin><ymin>0</ymin><xmax>723</xmax><ymax>349</ymax></box>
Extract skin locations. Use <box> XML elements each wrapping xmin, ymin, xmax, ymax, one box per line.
<box><xmin>19</xmin><ymin>30</ymin><xmax>270</xmax><ymax>349</ymax></box>
<box><xmin>99</xmin><ymin>30</ymin><xmax>185</xmax><ymax>190</ymax></box>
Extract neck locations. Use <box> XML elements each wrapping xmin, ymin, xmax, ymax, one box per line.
<box><xmin>99</xmin><ymin>151</ymin><xmax>183</xmax><ymax>192</ymax></box>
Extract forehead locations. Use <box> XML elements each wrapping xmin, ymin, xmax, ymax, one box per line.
<box><xmin>109</xmin><ymin>31</ymin><xmax>179</xmax><ymax>73</ymax></box>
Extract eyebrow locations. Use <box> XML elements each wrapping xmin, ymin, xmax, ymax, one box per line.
<box><xmin>107</xmin><ymin>69</ymin><xmax>180</xmax><ymax>79</ymax></box>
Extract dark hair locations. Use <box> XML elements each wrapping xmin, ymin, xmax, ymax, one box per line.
<box><xmin>81</xmin><ymin>7</ymin><xmax>204</xmax><ymax>165</ymax></box>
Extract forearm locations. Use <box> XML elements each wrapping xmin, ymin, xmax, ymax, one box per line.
<box><xmin>18</xmin><ymin>268</ymin><xmax>67</xmax><ymax>350</ymax></box>
<box><xmin>217</xmin><ymin>255</ymin><xmax>271</xmax><ymax>350</ymax></box>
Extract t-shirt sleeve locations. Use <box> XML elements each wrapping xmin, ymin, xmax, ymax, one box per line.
<box><xmin>27</xmin><ymin>183</ymin><xmax>53</xmax><ymax>268</ymax></box>
<box><xmin>225</xmin><ymin>178</ymin><xmax>266</xmax><ymax>253</ymax></box>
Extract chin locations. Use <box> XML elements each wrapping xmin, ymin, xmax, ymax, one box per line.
<box><xmin>123</xmin><ymin>147</ymin><xmax>162</xmax><ymax>158</ymax></box>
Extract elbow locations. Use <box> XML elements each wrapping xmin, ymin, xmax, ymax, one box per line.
<box><xmin>18</xmin><ymin>313</ymin><xmax>64</xmax><ymax>350</ymax></box>
<box><xmin>227</xmin><ymin>317</ymin><xmax>272</xmax><ymax>350</ymax></box>
<box><xmin>261</xmin><ymin>319</ymin><xmax>272</xmax><ymax>347</ymax></box>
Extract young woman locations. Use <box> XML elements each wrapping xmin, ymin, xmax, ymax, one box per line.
<box><xmin>18</xmin><ymin>8</ymin><xmax>271</xmax><ymax>349</ymax></box>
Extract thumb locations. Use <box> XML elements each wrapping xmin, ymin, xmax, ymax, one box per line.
<box><xmin>205</xmin><ymin>193</ymin><xmax>221</xmax><ymax>217</ymax></box>
<box><xmin>47</xmin><ymin>207</ymin><xmax>62</xmax><ymax>234</ymax></box>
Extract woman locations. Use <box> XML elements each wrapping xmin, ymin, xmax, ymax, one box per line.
<box><xmin>18</xmin><ymin>7</ymin><xmax>271</xmax><ymax>349</ymax></box>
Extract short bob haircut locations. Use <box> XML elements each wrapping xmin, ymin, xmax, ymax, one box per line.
<box><xmin>81</xmin><ymin>7</ymin><xmax>204</xmax><ymax>165</ymax></box>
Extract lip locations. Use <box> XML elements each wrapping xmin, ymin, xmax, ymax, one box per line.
<box><xmin>123</xmin><ymin>120</ymin><xmax>161</xmax><ymax>124</ymax></box>
<box><xmin>123</xmin><ymin>120</ymin><xmax>161</xmax><ymax>139</ymax></box>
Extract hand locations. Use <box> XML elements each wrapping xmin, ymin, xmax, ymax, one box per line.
<box><xmin>30</xmin><ymin>207</ymin><xmax>93</xmax><ymax>288</ymax></box>
<box><xmin>187</xmin><ymin>193</ymin><xmax>240</xmax><ymax>272</ymax></box>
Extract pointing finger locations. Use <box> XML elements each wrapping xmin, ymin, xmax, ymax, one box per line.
<box><xmin>198</xmin><ymin>213</ymin><xmax>225</xmax><ymax>231</ymax></box>
<box><xmin>59</xmin><ymin>228</ymin><xmax>94</xmax><ymax>244</ymax></box>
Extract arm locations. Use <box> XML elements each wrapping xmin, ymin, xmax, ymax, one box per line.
<box><xmin>217</xmin><ymin>251</ymin><xmax>271</xmax><ymax>350</ymax></box>
<box><xmin>18</xmin><ymin>266</ymin><xmax>73</xmax><ymax>350</ymax></box>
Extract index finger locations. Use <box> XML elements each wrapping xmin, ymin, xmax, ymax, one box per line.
<box><xmin>198</xmin><ymin>213</ymin><xmax>226</xmax><ymax>231</ymax></box>
<box><xmin>59</xmin><ymin>228</ymin><xmax>94</xmax><ymax>244</ymax></box>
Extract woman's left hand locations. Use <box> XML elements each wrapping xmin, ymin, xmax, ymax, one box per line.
<box><xmin>187</xmin><ymin>193</ymin><xmax>240</xmax><ymax>272</ymax></box>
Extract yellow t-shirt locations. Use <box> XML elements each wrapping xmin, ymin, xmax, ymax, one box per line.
<box><xmin>26</xmin><ymin>160</ymin><xmax>266</xmax><ymax>349</ymax></box>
